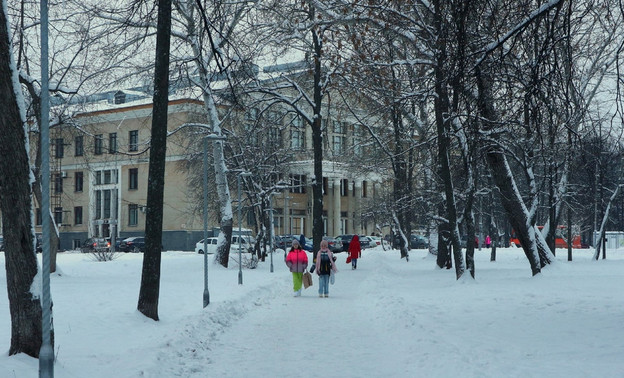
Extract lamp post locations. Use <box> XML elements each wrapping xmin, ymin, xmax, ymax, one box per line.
<box><xmin>203</xmin><ymin>134</ymin><xmax>226</xmax><ymax>308</ymax></box>
<box><xmin>269</xmin><ymin>193</ymin><xmax>275</xmax><ymax>273</ymax></box>
<box><xmin>40</xmin><ymin>0</ymin><xmax>54</xmax><ymax>375</ymax></box>
<box><xmin>237</xmin><ymin>171</ymin><xmax>252</xmax><ymax>285</ymax></box>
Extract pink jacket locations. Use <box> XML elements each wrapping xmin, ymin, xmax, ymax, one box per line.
<box><xmin>285</xmin><ymin>248</ymin><xmax>308</xmax><ymax>273</ymax></box>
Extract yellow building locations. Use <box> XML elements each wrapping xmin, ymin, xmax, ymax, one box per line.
<box><xmin>34</xmin><ymin>91</ymin><xmax>385</xmax><ymax>251</ymax></box>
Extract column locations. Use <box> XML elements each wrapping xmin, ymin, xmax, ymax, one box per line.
<box><xmin>354</xmin><ymin>180</ymin><xmax>362</xmax><ymax>234</ymax></box>
<box><xmin>333</xmin><ymin>178</ymin><xmax>341</xmax><ymax>236</ymax></box>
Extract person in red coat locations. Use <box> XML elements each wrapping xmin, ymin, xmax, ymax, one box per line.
<box><xmin>347</xmin><ymin>235</ymin><xmax>362</xmax><ymax>270</ymax></box>
<box><xmin>285</xmin><ymin>239</ymin><xmax>308</xmax><ymax>296</ymax></box>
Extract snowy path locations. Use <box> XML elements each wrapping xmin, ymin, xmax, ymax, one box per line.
<box><xmin>198</xmin><ymin>259</ymin><xmax>406</xmax><ymax>378</ymax></box>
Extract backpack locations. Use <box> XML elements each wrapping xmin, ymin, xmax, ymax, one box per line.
<box><xmin>318</xmin><ymin>252</ymin><xmax>332</xmax><ymax>275</ymax></box>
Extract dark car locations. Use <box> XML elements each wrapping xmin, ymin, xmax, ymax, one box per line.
<box><xmin>105</xmin><ymin>237</ymin><xmax>122</xmax><ymax>252</ymax></box>
<box><xmin>80</xmin><ymin>237</ymin><xmax>110</xmax><ymax>253</ymax></box>
<box><xmin>410</xmin><ymin>234</ymin><xmax>428</xmax><ymax>249</ymax></box>
<box><xmin>276</xmin><ymin>235</ymin><xmax>307</xmax><ymax>250</ymax></box>
<box><xmin>336</xmin><ymin>234</ymin><xmax>355</xmax><ymax>252</ymax></box>
<box><xmin>275</xmin><ymin>235</ymin><xmax>294</xmax><ymax>250</ymax></box>
<box><xmin>119</xmin><ymin>236</ymin><xmax>146</xmax><ymax>252</ymax></box>
<box><xmin>323</xmin><ymin>236</ymin><xmax>342</xmax><ymax>253</ymax></box>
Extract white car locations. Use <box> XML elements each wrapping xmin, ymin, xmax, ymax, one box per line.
<box><xmin>367</xmin><ymin>235</ymin><xmax>382</xmax><ymax>247</ymax></box>
<box><xmin>196</xmin><ymin>235</ymin><xmax>255</xmax><ymax>254</ymax></box>
<box><xmin>195</xmin><ymin>237</ymin><xmax>218</xmax><ymax>254</ymax></box>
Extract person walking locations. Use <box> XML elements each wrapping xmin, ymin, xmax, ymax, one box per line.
<box><xmin>315</xmin><ymin>240</ymin><xmax>337</xmax><ymax>297</ymax></box>
<box><xmin>285</xmin><ymin>239</ymin><xmax>308</xmax><ymax>297</ymax></box>
<box><xmin>348</xmin><ymin>235</ymin><xmax>362</xmax><ymax>270</ymax></box>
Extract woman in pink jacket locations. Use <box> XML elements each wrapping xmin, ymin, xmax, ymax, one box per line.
<box><xmin>285</xmin><ymin>239</ymin><xmax>308</xmax><ymax>297</ymax></box>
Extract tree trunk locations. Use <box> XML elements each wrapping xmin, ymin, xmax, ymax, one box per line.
<box><xmin>475</xmin><ymin>66</ymin><xmax>543</xmax><ymax>275</ymax></box>
<box><xmin>137</xmin><ymin>0</ymin><xmax>172</xmax><ymax>321</ymax></box>
<box><xmin>20</xmin><ymin>75</ymin><xmax>58</xmax><ymax>272</ymax></box>
<box><xmin>0</xmin><ymin>7</ymin><xmax>44</xmax><ymax>355</ymax></box>
<box><xmin>433</xmin><ymin>0</ymin><xmax>463</xmax><ymax>278</ymax></box>
<box><xmin>310</xmin><ymin>15</ymin><xmax>325</xmax><ymax>256</ymax></box>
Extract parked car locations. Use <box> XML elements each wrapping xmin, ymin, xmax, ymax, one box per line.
<box><xmin>119</xmin><ymin>236</ymin><xmax>145</xmax><ymax>252</ymax></box>
<box><xmin>275</xmin><ymin>235</ymin><xmax>297</xmax><ymax>250</ymax></box>
<box><xmin>360</xmin><ymin>236</ymin><xmax>376</xmax><ymax>249</ymax></box>
<box><xmin>80</xmin><ymin>237</ymin><xmax>110</xmax><ymax>253</ymax></box>
<box><xmin>105</xmin><ymin>237</ymin><xmax>122</xmax><ymax>252</ymax></box>
<box><xmin>231</xmin><ymin>235</ymin><xmax>255</xmax><ymax>253</ymax></box>
<box><xmin>410</xmin><ymin>234</ymin><xmax>428</xmax><ymax>249</ymax></box>
<box><xmin>367</xmin><ymin>235</ymin><xmax>382</xmax><ymax>247</ymax></box>
<box><xmin>195</xmin><ymin>237</ymin><xmax>218</xmax><ymax>254</ymax></box>
<box><xmin>302</xmin><ymin>237</ymin><xmax>314</xmax><ymax>252</ymax></box>
<box><xmin>323</xmin><ymin>236</ymin><xmax>342</xmax><ymax>253</ymax></box>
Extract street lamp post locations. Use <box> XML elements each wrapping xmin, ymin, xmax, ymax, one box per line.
<box><xmin>40</xmin><ymin>0</ymin><xmax>54</xmax><ymax>375</ymax></box>
<box><xmin>203</xmin><ymin>134</ymin><xmax>226</xmax><ymax>308</ymax></box>
<box><xmin>238</xmin><ymin>172</ymin><xmax>252</xmax><ymax>285</ymax></box>
<box><xmin>269</xmin><ymin>193</ymin><xmax>275</xmax><ymax>273</ymax></box>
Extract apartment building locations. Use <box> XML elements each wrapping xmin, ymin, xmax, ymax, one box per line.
<box><xmin>33</xmin><ymin>88</ymin><xmax>385</xmax><ymax>251</ymax></box>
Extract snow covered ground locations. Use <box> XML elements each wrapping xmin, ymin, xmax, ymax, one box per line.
<box><xmin>1</xmin><ymin>245</ymin><xmax>623</xmax><ymax>378</ymax></box>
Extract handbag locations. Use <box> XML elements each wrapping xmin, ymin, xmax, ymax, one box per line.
<box><xmin>302</xmin><ymin>270</ymin><xmax>313</xmax><ymax>289</ymax></box>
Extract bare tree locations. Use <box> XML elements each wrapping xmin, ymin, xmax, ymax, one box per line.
<box><xmin>0</xmin><ymin>4</ymin><xmax>43</xmax><ymax>356</ymax></box>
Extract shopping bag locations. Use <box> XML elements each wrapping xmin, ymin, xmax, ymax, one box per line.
<box><xmin>302</xmin><ymin>270</ymin><xmax>313</xmax><ymax>289</ymax></box>
<box><xmin>346</xmin><ymin>256</ymin><xmax>352</xmax><ymax>264</ymax></box>
<box><xmin>330</xmin><ymin>270</ymin><xmax>335</xmax><ymax>285</ymax></box>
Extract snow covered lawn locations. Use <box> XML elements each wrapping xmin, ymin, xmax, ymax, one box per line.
<box><xmin>1</xmin><ymin>246</ymin><xmax>623</xmax><ymax>377</ymax></box>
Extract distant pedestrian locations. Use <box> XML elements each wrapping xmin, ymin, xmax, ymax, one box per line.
<box><xmin>485</xmin><ymin>235</ymin><xmax>491</xmax><ymax>248</ymax></box>
<box><xmin>285</xmin><ymin>239</ymin><xmax>308</xmax><ymax>297</ymax></box>
<box><xmin>315</xmin><ymin>240</ymin><xmax>337</xmax><ymax>297</ymax></box>
<box><xmin>347</xmin><ymin>235</ymin><xmax>362</xmax><ymax>270</ymax></box>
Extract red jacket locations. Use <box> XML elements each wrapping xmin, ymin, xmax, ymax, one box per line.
<box><xmin>348</xmin><ymin>235</ymin><xmax>361</xmax><ymax>259</ymax></box>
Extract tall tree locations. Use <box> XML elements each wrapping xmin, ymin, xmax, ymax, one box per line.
<box><xmin>137</xmin><ymin>0</ymin><xmax>172</xmax><ymax>321</ymax></box>
<box><xmin>0</xmin><ymin>1</ymin><xmax>43</xmax><ymax>356</ymax></box>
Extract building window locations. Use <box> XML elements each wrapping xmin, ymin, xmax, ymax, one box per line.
<box><xmin>114</xmin><ymin>91</ymin><xmax>126</xmax><ymax>104</ymax></box>
<box><xmin>129</xmin><ymin>168</ymin><xmax>138</xmax><ymax>190</ymax></box>
<box><xmin>74</xmin><ymin>206</ymin><xmax>83</xmax><ymax>225</ymax></box>
<box><xmin>54</xmin><ymin>207</ymin><xmax>63</xmax><ymax>225</ymax></box>
<box><xmin>109</xmin><ymin>132</ymin><xmax>117</xmax><ymax>154</ymax></box>
<box><xmin>95</xmin><ymin>190</ymin><xmax>102</xmax><ymax>219</ymax></box>
<box><xmin>323</xmin><ymin>177</ymin><xmax>328</xmax><ymax>195</ymax></box>
<box><xmin>332</xmin><ymin>121</ymin><xmax>347</xmax><ymax>154</ymax></box>
<box><xmin>291</xmin><ymin>117</ymin><xmax>305</xmax><ymax>150</ymax></box>
<box><xmin>129</xmin><ymin>204</ymin><xmax>138</xmax><ymax>226</ymax></box>
<box><xmin>75</xmin><ymin>135</ymin><xmax>84</xmax><ymax>156</ymax></box>
<box><xmin>129</xmin><ymin>130</ymin><xmax>139</xmax><ymax>152</ymax></box>
<box><xmin>103</xmin><ymin>190</ymin><xmax>111</xmax><ymax>219</ymax></box>
<box><xmin>340</xmin><ymin>179</ymin><xmax>348</xmax><ymax>197</ymax></box>
<box><xmin>290</xmin><ymin>174</ymin><xmax>307</xmax><ymax>194</ymax></box>
<box><xmin>332</xmin><ymin>135</ymin><xmax>345</xmax><ymax>153</ymax></box>
<box><xmin>362</xmin><ymin>181</ymin><xmax>367</xmax><ymax>198</ymax></box>
<box><xmin>268</xmin><ymin>127</ymin><xmax>281</xmax><ymax>148</ymax></box>
<box><xmin>94</xmin><ymin>169</ymin><xmax>117</xmax><ymax>185</ymax></box>
<box><xmin>54</xmin><ymin>138</ymin><xmax>64</xmax><ymax>158</ymax></box>
<box><xmin>54</xmin><ymin>173</ymin><xmax>63</xmax><ymax>193</ymax></box>
<box><xmin>75</xmin><ymin>171</ymin><xmax>83</xmax><ymax>192</ymax></box>
<box><xmin>36</xmin><ymin>208</ymin><xmax>42</xmax><ymax>225</ymax></box>
<box><xmin>245</xmin><ymin>108</ymin><xmax>258</xmax><ymax>145</ymax></box>
<box><xmin>94</xmin><ymin>134</ymin><xmax>103</xmax><ymax>155</ymax></box>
